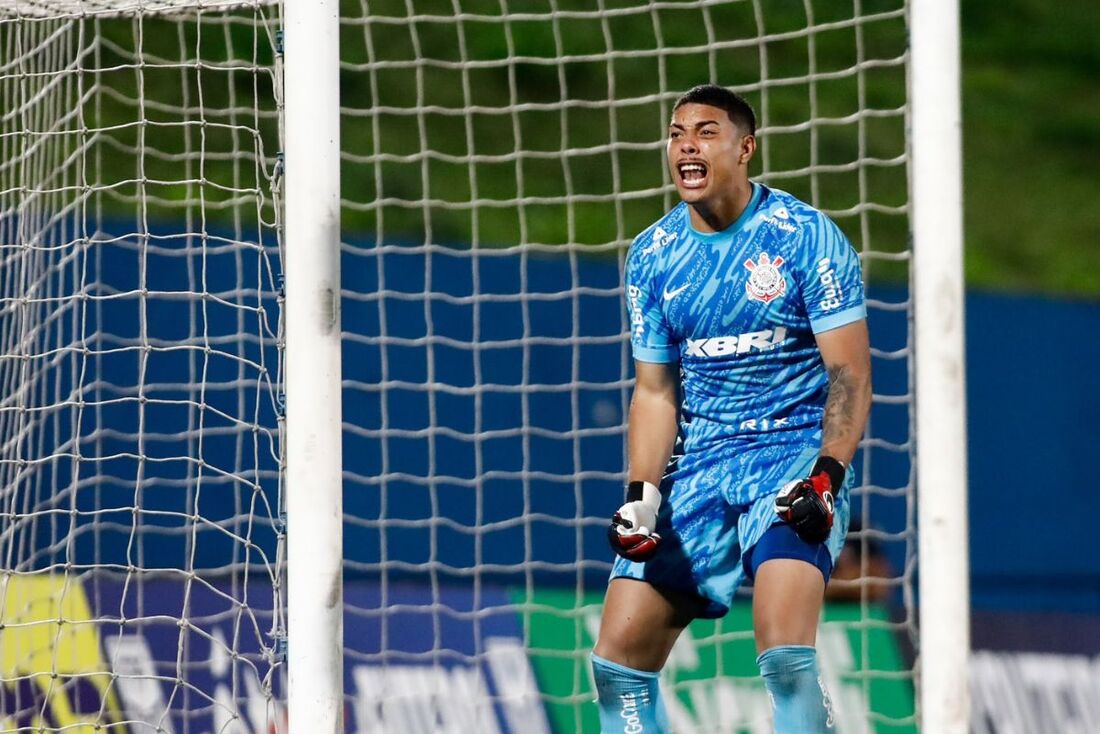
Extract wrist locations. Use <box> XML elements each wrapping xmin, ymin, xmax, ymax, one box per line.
<box><xmin>811</xmin><ymin>456</ymin><xmax>845</xmax><ymax>491</ymax></box>
<box><xmin>626</xmin><ymin>480</ymin><xmax>662</xmax><ymax>508</ymax></box>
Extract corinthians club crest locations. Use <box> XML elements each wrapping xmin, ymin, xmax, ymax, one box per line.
<box><xmin>744</xmin><ymin>252</ymin><xmax>787</xmax><ymax>304</ymax></box>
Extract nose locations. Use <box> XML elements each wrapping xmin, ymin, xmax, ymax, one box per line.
<box><xmin>680</xmin><ymin>136</ymin><xmax>698</xmax><ymax>154</ymax></box>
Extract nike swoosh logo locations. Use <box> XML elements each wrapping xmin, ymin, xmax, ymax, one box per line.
<box><xmin>663</xmin><ymin>283</ymin><xmax>690</xmax><ymax>301</ymax></box>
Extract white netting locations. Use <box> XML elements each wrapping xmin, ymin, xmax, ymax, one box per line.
<box><xmin>0</xmin><ymin>4</ymin><xmax>285</xmax><ymax>732</ymax></box>
<box><xmin>340</xmin><ymin>1</ymin><xmax>914</xmax><ymax>733</ymax></box>
<box><xmin>1</xmin><ymin>1</ymin><xmax>917</xmax><ymax>732</ymax></box>
<box><xmin>2</xmin><ymin>2</ymin><xmax>275</xmax><ymax>20</ymax></box>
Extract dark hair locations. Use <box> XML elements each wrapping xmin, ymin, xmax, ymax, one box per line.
<box><xmin>673</xmin><ymin>84</ymin><xmax>756</xmax><ymax>136</ymax></box>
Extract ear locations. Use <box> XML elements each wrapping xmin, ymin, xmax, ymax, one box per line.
<box><xmin>738</xmin><ymin>134</ymin><xmax>757</xmax><ymax>166</ymax></box>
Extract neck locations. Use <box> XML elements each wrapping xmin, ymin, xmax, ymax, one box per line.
<box><xmin>688</xmin><ymin>179</ymin><xmax>753</xmax><ymax>233</ymax></box>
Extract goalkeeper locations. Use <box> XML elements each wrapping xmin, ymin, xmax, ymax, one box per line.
<box><xmin>592</xmin><ymin>84</ymin><xmax>871</xmax><ymax>734</ymax></box>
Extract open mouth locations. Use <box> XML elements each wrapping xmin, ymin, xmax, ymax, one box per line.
<box><xmin>677</xmin><ymin>161</ymin><xmax>708</xmax><ymax>189</ymax></box>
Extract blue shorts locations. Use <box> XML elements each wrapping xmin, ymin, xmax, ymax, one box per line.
<box><xmin>610</xmin><ymin>443</ymin><xmax>851</xmax><ymax>618</ymax></box>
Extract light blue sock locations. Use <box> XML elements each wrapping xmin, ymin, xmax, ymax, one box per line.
<box><xmin>590</xmin><ymin>653</ymin><xmax>669</xmax><ymax>734</ymax></box>
<box><xmin>757</xmin><ymin>645</ymin><xmax>835</xmax><ymax>733</ymax></box>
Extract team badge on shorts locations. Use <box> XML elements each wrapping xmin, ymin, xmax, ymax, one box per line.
<box><xmin>744</xmin><ymin>252</ymin><xmax>787</xmax><ymax>304</ymax></box>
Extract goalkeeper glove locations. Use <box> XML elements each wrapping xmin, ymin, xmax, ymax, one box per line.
<box><xmin>608</xmin><ymin>480</ymin><xmax>662</xmax><ymax>562</ymax></box>
<box><xmin>775</xmin><ymin>456</ymin><xmax>845</xmax><ymax>544</ymax></box>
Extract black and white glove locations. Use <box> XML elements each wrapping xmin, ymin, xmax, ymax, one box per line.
<box><xmin>607</xmin><ymin>480</ymin><xmax>662</xmax><ymax>562</ymax></box>
<box><xmin>775</xmin><ymin>457</ymin><xmax>845</xmax><ymax>544</ymax></box>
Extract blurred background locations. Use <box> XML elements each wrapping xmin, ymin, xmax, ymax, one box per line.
<box><xmin>957</xmin><ymin>6</ymin><xmax>1100</xmax><ymax>728</ymax></box>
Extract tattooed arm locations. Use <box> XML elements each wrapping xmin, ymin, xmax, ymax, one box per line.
<box><xmin>815</xmin><ymin>320</ymin><xmax>872</xmax><ymax>466</ymax></box>
<box><xmin>773</xmin><ymin>319</ymin><xmax>872</xmax><ymax>541</ymax></box>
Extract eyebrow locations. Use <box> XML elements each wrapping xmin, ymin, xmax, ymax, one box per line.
<box><xmin>669</xmin><ymin>119</ymin><xmax>722</xmax><ymax>130</ymax></box>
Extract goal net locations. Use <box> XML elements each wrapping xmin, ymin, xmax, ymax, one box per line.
<box><xmin>0</xmin><ymin>2</ymin><xmax>285</xmax><ymax>732</ymax></box>
<box><xmin>1</xmin><ymin>0</ymin><xmax>918</xmax><ymax>732</ymax></box>
<box><xmin>339</xmin><ymin>1</ymin><xmax>914</xmax><ymax>733</ymax></box>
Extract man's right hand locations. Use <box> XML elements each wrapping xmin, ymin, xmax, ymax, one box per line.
<box><xmin>608</xmin><ymin>480</ymin><xmax>662</xmax><ymax>562</ymax></box>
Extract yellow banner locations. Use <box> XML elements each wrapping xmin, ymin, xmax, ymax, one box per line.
<box><xmin>0</xmin><ymin>573</ymin><xmax>128</xmax><ymax>732</ymax></box>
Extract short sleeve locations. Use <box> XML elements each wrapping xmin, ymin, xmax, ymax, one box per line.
<box><xmin>625</xmin><ymin>243</ymin><xmax>678</xmax><ymax>363</ymax></box>
<box><xmin>797</xmin><ymin>215</ymin><xmax>867</xmax><ymax>334</ymax></box>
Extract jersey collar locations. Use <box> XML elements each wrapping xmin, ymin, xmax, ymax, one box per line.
<box><xmin>686</xmin><ymin>182</ymin><xmax>763</xmax><ymax>244</ymax></box>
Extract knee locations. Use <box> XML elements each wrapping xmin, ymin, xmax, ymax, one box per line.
<box><xmin>592</xmin><ymin>635</ymin><xmax>618</xmax><ymax>662</ymax></box>
<box><xmin>593</xmin><ymin>622</ymin><xmax>664</xmax><ymax>672</ymax></box>
<box><xmin>593</xmin><ymin>628</ymin><xmax>644</xmax><ymax>670</ymax></box>
<box><xmin>595</xmin><ymin>578</ymin><xmax>694</xmax><ymax>671</ymax></box>
<box><xmin>757</xmin><ymin>644</ymin><xmax>818</xmax><ymax>691</ymax></box>
<box><xmin>754</xmin><ymin>616</ymin><xmax>816</xmax><ymax>654</ymax></box>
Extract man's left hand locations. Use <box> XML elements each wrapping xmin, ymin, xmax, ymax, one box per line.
<box><xmin>775</xmin><ymin>457</ymin><xmax>844</xmax><ymax>544</ymax></box>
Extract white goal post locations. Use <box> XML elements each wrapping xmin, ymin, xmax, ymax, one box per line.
<box><xmin>283</xmin><ymin>0</ymin><xmax>343</xmax><ymax>733</ymax></box>
<box><xmin>910</xmin><ymin>0</ymin><xmax>970</xmax><ymax>732</ymax></box>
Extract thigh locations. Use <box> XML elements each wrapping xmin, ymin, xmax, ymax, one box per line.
<box><xmin>593</xmin><ymin>578</ymin><xmax>702</xmax><ymax>672</ymax></box>
<box><xmin>751</xmin><ymin>558</ymin><xmax>826</xmax><ymax>654</ymax></box>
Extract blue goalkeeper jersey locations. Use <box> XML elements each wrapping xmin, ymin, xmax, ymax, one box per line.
<box><xmin>625</xmin><ymin>182</ymin><xmax>866</xmax><ymax>457</ymax></box>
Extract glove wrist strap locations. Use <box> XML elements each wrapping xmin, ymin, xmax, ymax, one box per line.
<box><xmin>626</xmin><ymin>480</ymin><xmax>661</xmax><ymax>509</ymax></box>
<box><xmin>811</xmin><ymin>456</ymin><xmax>845</xmax><ymax>491</ymax></box>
